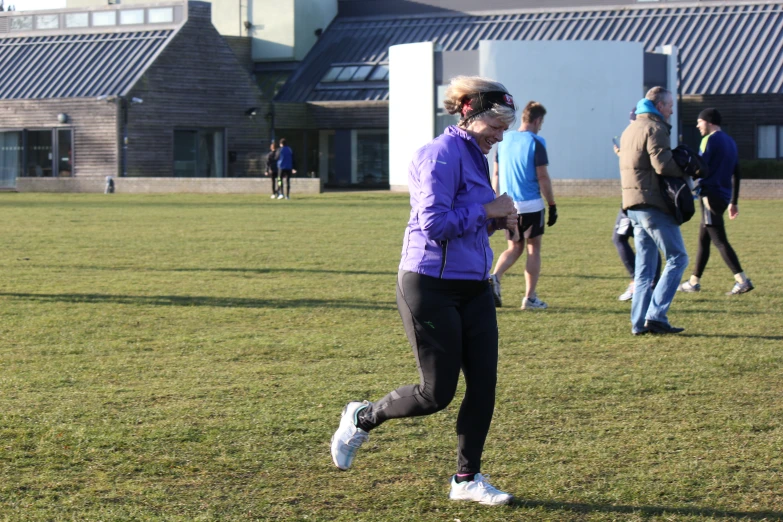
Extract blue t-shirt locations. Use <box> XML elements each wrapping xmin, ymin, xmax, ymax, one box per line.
<box><xmin>698</xmin><ymin>131</ymin><xmax>737</xmax><ymax>204</ymax></box>
<box><xmin>495</xmin><ymin>131</ymin><xmax>548</xmax><ymax>210</ymax></box>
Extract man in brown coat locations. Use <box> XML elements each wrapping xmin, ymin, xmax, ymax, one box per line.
<box><xmin>619</xmin><ymin>86</ymin><xmax>689</xmax><ymax>335</ymax></box>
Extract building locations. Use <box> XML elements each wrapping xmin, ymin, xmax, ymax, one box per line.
<box><xmin>64</xmin><ymin>0</ymin><xmax>339</xmax><ymax>178</ymax></box>
<box><xmin>0</xmin><ymin>1</ymin><xmax>275</xmax><ymax>191</ymax></box>
<box><xmin>274</xmin><ymin>0</ymin><xmax>783</xmax><ymax>189</ymax></box>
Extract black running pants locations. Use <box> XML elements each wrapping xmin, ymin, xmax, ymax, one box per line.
<box><xmin>359</xmin><ymin>271</ymin><xmax>499</xmax><ymax>474</ymax></box>
<box><xmin>693</xmin><ymin>195</ymin><xmax>743</xmax><ymax>277</ymax></box>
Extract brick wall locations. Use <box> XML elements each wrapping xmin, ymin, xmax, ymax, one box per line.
<box><xmin>16</xmin><ymin>177</ymin><xmax>322</xmax><ymax>194</ymax></box>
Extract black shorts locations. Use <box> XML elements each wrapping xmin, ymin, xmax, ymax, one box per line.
<box><xmin>505</xmin><ymin>209</ymin><xmax>545</xmax><ymax>241</ymax></box>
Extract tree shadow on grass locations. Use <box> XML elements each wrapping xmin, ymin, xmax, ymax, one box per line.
<box><xmin>512</xmin><ymin>498</ymin><xmax>783</xmax><ymax>520</ymax></box>
<box><xmin>24</xmin><ymin>264</ymin><xmax>397</xmax><ymax>277</ymax></box>
<box><xmin>0</xmin><ymin>292</ymin><xmax>397</xmax><ymax>311</ymax></box>
<box><xmin>682</xmin><ymin>333</ymin><xmax>783</xmax><ymax>341</ymax></box>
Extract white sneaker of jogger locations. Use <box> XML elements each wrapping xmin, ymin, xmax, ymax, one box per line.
<box><xmin>330</xmin><ymin>401</ymin><xmax>371</xmax><ymax>470</ymax></box>
<box><xmin>448</xmin><ymin>473</ymin><xmax>513</xmax><ymax>506</ymax></box>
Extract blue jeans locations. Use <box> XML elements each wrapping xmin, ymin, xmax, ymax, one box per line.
<box><xmin>626</xmin><ymin>207</ymin><xmax>689</xmax><ymax>332</ymax></box>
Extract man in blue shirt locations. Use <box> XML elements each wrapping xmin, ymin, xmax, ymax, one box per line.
<box><xmin>489</xmin><ymin>101</ymin><xmax>557</xmax><ymax>310</ymax></box>
<box><xmin>276</xmin><ymin>138</ymin><xmax>296</xmax><ymax>199</ymax></box>
<box><xmin>679</xmin><ymin>108</ymin><xmax>754</xmax><ymax>295</ymax></box>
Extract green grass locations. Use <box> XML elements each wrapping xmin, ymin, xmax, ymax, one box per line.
<box><xmin>1</xmin><ymin>192</ymin><xmax>782</xmax><ymax>521</ymax></box>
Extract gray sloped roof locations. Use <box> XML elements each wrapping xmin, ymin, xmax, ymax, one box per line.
<box><xmin>275</xmin><ymin>2</ymin><xmax>783</xmax><ymax>102</ymax></box>
<box><xmin>0</xmin><ymin>30</ymin><xmax>174</xmax><ymax>99</ymax></box>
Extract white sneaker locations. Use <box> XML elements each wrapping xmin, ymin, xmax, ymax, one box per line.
<box><xmin>521</xmin><ymin>295</ymin><xmax>547</xmax><ymax>309</ymax></box>
<box><xmin>270</xmin><ymin>194</ymin><xmax>277</xmax><ymax>199</ymax></box>
<box><xmin>277</xmin><ymin>194</ymin><xmax>285</xmax><ymax>199</ymax></box>
<box><xmin>448</xmin><ymin>473</ymin><xmax>513</xmax><ymax>506</ymax></box>
<box><xmin>618</xmin><ymin>282</ymin><xmax>634</xmax><ymax>301</ymax></box>
<box><xmin>330</xmin><ymin>401</ymin><xmax>370</xmax><ymax>471</ymax></box>
<box><xmin>489</xmin><ymin>274</ymin><xmax>502</xmax><ymax>307</ymax></box>
<box><xmin>285</xmin><ymin>195</ymin><xmax>290</xmax><ymax>200</ymax></box>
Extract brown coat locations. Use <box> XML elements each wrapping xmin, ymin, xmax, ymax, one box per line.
<box><xmin>619</xmin><ymin>112</ymin><xmax>685</xmax><ymax>213</ymax></box>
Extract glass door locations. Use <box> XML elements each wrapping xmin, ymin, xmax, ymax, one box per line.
<box><xmin>174</xmin><ymin>129</ymin><xmax>225</xmax><ymax>177</ymax></box>
<box><xmin>0</xmin><ymin>131</ymin><xmax>22</xmax><ymax>189</ymax></box>
<box><xmin>57</xmin><ymin>129</ymin><xmax>73</xmax><ymax>177</ymax></box>
<box><xmin>174</xmin><ymin>130</ymin><xmax>198</xmax><ymax>177</ymax></box>
<box><xmin>26</xmin><ymin>130</ymin><xmax>54</xmax><ymax>177</ymax></box>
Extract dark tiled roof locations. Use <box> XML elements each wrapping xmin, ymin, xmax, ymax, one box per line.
<box><xmin>0</xmin><ymin>30</ymin><xmax>174</xmax><ymax>99</ymax></box>
<box><xmin>276</xmin><ymin>2</ymin><xmax>783</xmax><ymax>102</ymax></box>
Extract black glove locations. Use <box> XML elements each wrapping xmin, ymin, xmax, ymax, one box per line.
<box><xmin>547</xmin><ymin>205</ymin><xmax>558</xmax><ymax>227</ymax></box>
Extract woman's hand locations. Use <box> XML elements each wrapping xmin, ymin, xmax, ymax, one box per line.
<box><xmin>484</xmin><ymin>193</ymin><xmax>516</xmax><ymax>219</ymax></box>
<box><xmin>494</xmin><ymin>214</ymin><xmax>517</xmax><ymax>230</ymax></box>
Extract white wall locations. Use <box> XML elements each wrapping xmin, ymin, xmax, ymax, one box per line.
<box><xmin>480</xmin><ymin>40</ymin><xmax>644</xmax><ymax>179</ymax></box>
<box><xmin>293</xmin><ymin>0</ymin><xmax>338</xmax><ymax>61</ymax></box>
<box><xmin>66</xmin><ymin>0</ymin><xmax>337</xmax><ymax>60</ymax></box>
<box><xmin>388</xmin><ymin>42</ymin><xmax>435</xmax><ymax>190</ymax></box>
<box><xmin>656</xmin><ymin>44</ymin><xmax>680</xmax><ymax>148</ymax></box>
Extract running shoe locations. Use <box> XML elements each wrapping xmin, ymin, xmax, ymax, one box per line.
<box><xmin>678</xmin><ymin>281</ymin><xmax>701</xmax><ymax>293</ymax></box>
<box><xmin>618</xmin><ymin>282</ymin><xmax>634</xmax><ymax>301</ymax></box>
<box><xmin>330</xmin><ymin>401</ymin><xmax>370</xmax><ymax>471</ymax></box>
<box><xmin>521</xmin><ymin>295</ymin><xmax>547</xmax><ymax>310</ymax></box>
<box><xmin>448</xmin><ymin>473</ymin><xmax>513</xmax><ymax>506</ymax></box>
<box><xmin>726</xmin><ymin>279</ymin><xmax>754</xmax><ymax>296</ymax></box>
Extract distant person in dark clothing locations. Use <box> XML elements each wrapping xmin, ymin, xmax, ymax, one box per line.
<box><xmin>276</xmin><ymin>138</ymin><xmax>296</xmax><ymax>200</ymax></box>
<box><xmin>265</xmin><ymin>142</ymin><xmax>279</xmax><ymax>199</ymax></box>
<box><xmin>679</xmin><ymin>108</ymin><xmax>754</xmax><ymax>295</ymax></box>
<box><xmin>613</xmin><ymin>209</ymin><xmax>662</xmax><ymax>300</ymax></box>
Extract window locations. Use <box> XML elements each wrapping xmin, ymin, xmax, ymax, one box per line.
<box><xmin>92</xmin><ymin>11</ymin><xmax>117</xmax><ymax>27</ymax></box>
<box><xmin>0</xmin><ymin>131</ymin><xmax>23</xmax><ymax>189</ymax></box>
<box><xmin>173</xmin><ymin>129</ymin><xmax>225</xmax><ymax>178</ymax></box>
<box><xmin>36</xmin><ymin>15</ymin><xmax>60</xmax><ymax>29</ymax></box>
<box><xmin>65</xmin><ymin>13</ymin><xmax>89</xmax><ymax>28</ymax></box>
<box><xmin>336</xmin><ymin>66</ymin><xmax>358</xmax><ymax>82</ymax></box>
<box><xmin>757</xmin><ymin>125</ymin><xmax>781</xmax><ymax>159</ymax></box>
<box><xmin>148</xmin><ymin>7</ymin><xmax>174</xmax><ymax>24</ymax></box>
<box><xmin>120</xmin><ymin>9</ymin><xmax>145</xmax><ymax>25</ymax></box>
<box><xmin>0</xmin><ymin>128</ymin><xmax>73</xmax><ymax>182</ymax></box>
<box><xmin>320</xmin><ymin>67</ymin><xmax>342</xmax><ymax>83</ymax></box>
<box><xmin>356</xmin><ymin>132</ymin><xmax>389</xmax><ymax>186</ymax></box>
<box><xmin>351</xmin><ymin>65</ymin><xmax>374</xmax><ymax>82</ymax></box>
<box><xmin>10</xmin><ymin>16</ymin><xmax>33</xmax><ymax>31</ymax></box>
<box><xmin>368</xmin><ymin>64</ymin><xmax>389</xmax><ymax>81</ymax></box>
<box><xmin>256</xmin><ymin>72</ymin><xmax>289</xmax><ymax>98</ymax></box>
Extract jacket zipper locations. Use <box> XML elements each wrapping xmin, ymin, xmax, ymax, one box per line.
<box><xmin>439</xmin><ymin>191</ymin><xmax>457</xmax><ymax>279</ymax></box>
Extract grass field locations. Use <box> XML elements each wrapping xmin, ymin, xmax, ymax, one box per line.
<box><xmin>1</xmin><ymin>192</ymin><xmax>782</xmax><ymax>521</ymax></box>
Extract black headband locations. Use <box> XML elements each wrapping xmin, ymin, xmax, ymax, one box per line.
<box><xmin>460</xmin><ymin>91</ymin><xmax>516</xmax><ymax>122</ymax></box>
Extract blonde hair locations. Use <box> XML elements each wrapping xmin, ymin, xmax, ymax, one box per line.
<box><xmin>443</xmin><ymin>75</ymin><xmax>517</xmax><ymax>128</ymax></box>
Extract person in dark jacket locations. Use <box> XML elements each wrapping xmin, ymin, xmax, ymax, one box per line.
<box><xmin>265</xmin><ymin>142</ymin><xmax>279</xmax><ymax>199</ymax></box>
<box><xmin>330</xmin><ymin>75</ymin><xmax>518</xmax><ymax>505</ymax></box>
<box><xmin>679</xmin><ymin>108</ymin><xmax>754</xmax><ymax>295</ymax></box>
<box><xmin>276</xmin><ymin>138</ymin><xmax>295</xmax><ymax>199</ymax></box>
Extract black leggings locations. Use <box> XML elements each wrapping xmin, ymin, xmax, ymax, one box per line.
<box><xmin>359</xmin><ymin>271</ymin><xmax>499</xmax><ymax>474</ymax></box>
<box><xmin>270</xmin><ymin>171</ymin><xmax>278</xmax><ymax>194</ymax></box>
<box><xmin>693</xmin><ymin>195</ymin><xmax>743</xmax><ymax>277</ymax></box>
<box><xmin>279</xmin><ymin>170</ymin><xmax>292</xmax><ymax>197</ymax></box>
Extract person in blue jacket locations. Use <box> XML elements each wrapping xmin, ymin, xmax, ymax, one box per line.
<box><xmin>679</xmin><ymin>108</ymin><xmax>754</xmax><ymax>295</ymax></box>
<box><xmin>330</xmin><ymin>75</ymin><xmax>518</xmax><ymax>505</ymax></box>
<box><xmin>276</xmin><ymin>138</ymin><xmax>296</xmax><ymax>199</ymax></box>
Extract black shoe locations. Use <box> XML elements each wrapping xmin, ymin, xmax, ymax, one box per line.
<box><xmin>632</xmin><ymin>328</ymin><xmax>650</xmax><ymax>336</ymax></box>
<box><xmin>645</xmin><ymin>320</ymin><xmax>684</xmax><ymax>334</ymax></box>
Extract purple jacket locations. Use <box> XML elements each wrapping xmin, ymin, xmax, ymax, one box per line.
<box><xmin>399</xmin><ymin>125</ymin><xmax>495</xmax><ymax>280</ymax></box>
